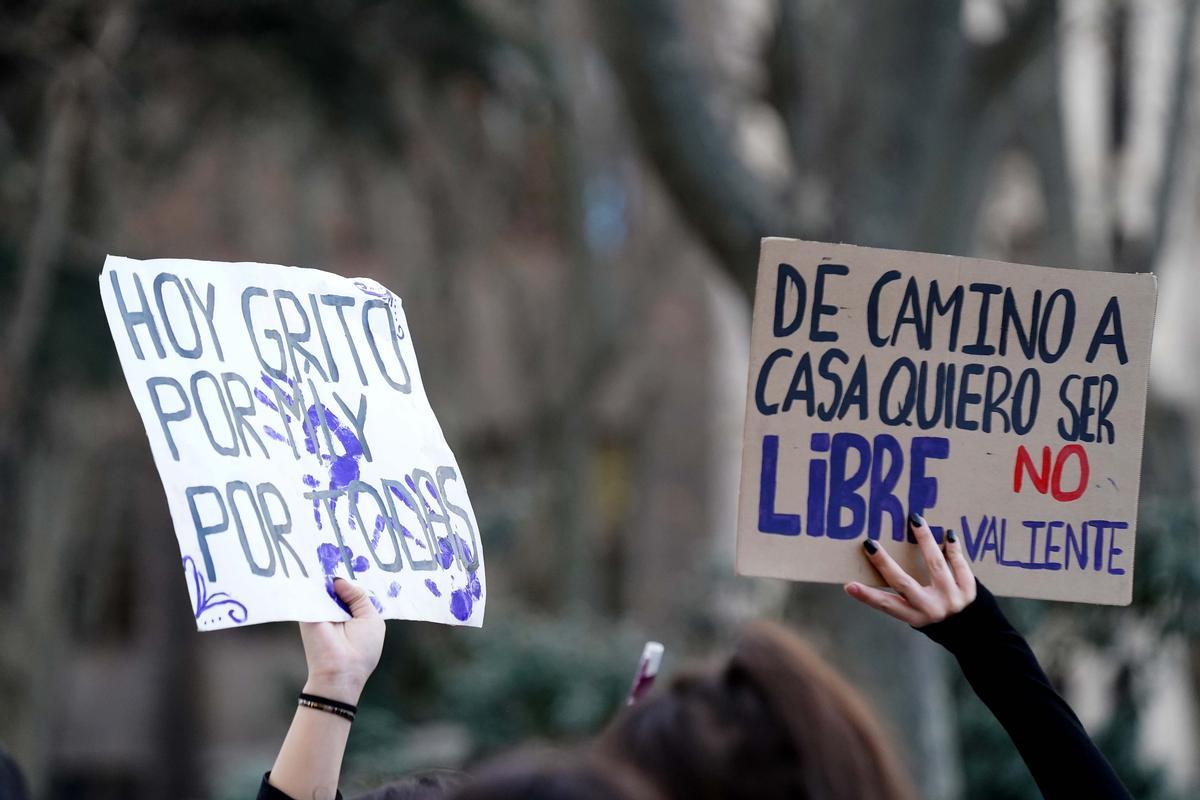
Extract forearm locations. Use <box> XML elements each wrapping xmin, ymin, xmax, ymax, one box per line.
<box><xmin>923</xmin><ymin>583</ymin><xmax>1130</xmax><ymax>800</ymax></box>
<box><xmin>266</xmin><ymin>707</ymin><xmax>351</xmax><ymax>800</ymax></box>
<box><xmin>265</xmin><ymin>676</ymin><xmax>363</xmax><ymax>800</ymax></box>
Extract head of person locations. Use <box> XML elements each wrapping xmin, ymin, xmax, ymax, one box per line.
<box><xmin>600</xmin><ymin>621</ymin><xmax>914</xmax><ymax>800</ymax></box>
<box><xmin>447</xmin><ymin>748</ymin><xmax>663</xmax><ymax>800</ymax></box>
<box><xmin>353</xmin><ymin>769</ymin><xmax>464</xmax><ymax>800</ymax></box>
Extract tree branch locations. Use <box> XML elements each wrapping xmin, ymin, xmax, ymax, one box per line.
<box><xmin>591</xmin><ymin>0</ymin><xmax>792</xmax><ymax>292</ymax></box>
<box><xmin>0</xmin><ymin>1</ymin><xmax>135</xmax><ymax>427</ymax></box>
<box><xmin>913</xmin><ymin>0</ymin><xmax>1060</xmax><ymax>257</ymax></box>
<box><xmin>1117</xmin><ymin>0</ymin><xmax>1199</xmax><ymax>273</ymax></box>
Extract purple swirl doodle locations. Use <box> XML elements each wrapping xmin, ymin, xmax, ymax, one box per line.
<box><xmin>353</xmin><ymin>280</ymin><xmax>406</xmax><ymax>339</ymax></box>
<box><xmin>183</xmin><ymin>556</ymin><xmax>248</xmax><ymax>626</ymax></box>
<box><xmin>353</xmin><ymin>280</ymin><xmax>390</xmax><ymax>299</ymax></box>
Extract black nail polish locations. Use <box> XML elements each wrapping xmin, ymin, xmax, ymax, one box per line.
<box><xmin>946</xmin><ymin>530</ymin><xmax>957</xmax><ymax>544</ymax></box>
<box><xmin>908</xmin><ymin>512</ymin><xmax>924</xmax><ymax>528</ymax></box>
<box><xmin>863</xmin><ymin>539</ymin><xmax>878</xmax><ymax>555</ymax></box>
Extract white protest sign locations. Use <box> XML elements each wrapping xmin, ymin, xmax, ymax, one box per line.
<box><xmin>737</xmin><ymin>239</ymin><xmax>1156</xmax><ymax>605</ymax></box>
<box><xmin>100</xmin><ymin>256</ymin><xmax>484</xmax><ymax>629</ymax></box>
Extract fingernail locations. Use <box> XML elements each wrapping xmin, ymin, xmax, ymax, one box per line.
<box><xmin>863</xmin><ymin>539</ymin><xmax>879</xmax><ymax>555</ymax></box>
<box><xmin>908</xmin><ymin>512</ymin><xmax>924</xmax><ymax>528</ymax></box>
<box><xmin>946</xmin><ymin>530</ymin><xmax>957</xmax><ymax>543</ymax></box>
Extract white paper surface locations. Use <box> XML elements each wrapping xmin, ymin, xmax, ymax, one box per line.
<box><xmin>100</xmin><ymin>256</ymin><xmax>485</xmax><ymax>629</ymax></box>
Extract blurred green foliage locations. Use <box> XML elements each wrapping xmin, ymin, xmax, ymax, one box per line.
<box><xmin>955</xmin><ymin>487</ymin><xmax>1200</xmax><ymax>800</ymax></box>
<box><xmin>341</xmin><ymin>612</ymin><xmax>643</xmax><ymax>788</ymax></box>
<box><xmin>953</xmin><ymin>667</ymin><xmax>1181</xmax><ymax>800</ymax></box>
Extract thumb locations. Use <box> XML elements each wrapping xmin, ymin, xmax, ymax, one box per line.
<box><xmin>332</xmin><ymin>577</ymin><xmax>377</xmax><ymax>619</ymax></box>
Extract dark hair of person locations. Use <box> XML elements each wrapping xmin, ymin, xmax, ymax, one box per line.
<box><xmin>447</xmin><ymin>748</ymin><xmax>663</xmax><ymax>800</ymax></box>
<box><xmin>352</xmin><ymin>769</ymin><xmax>465</xmax><ymax>800</ymax></box>
<box><xmin>600</xmin><ymin>621</ymin><xmax>915</xmax><ymax>800</ymax></box>
<box><xmin>0</xmin><ymin>748</ymin><xmax>28</xmax><ymax>800</ymax></box>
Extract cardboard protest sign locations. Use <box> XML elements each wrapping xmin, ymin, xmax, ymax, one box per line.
<box><xmin>736</xmin><ymin>239</ymin><xmax>1156</xmax><ymax>605</ymax></box>
<box><xmin>100</xmin><ymin>256</ymin><xmax>484</xmax><ymax>629</ymax></box>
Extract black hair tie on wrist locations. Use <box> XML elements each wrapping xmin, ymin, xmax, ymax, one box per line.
<box><xmin>298</xmin><ymin>693</ymin><xmax>358</xmax><ymax>723</ymax></box>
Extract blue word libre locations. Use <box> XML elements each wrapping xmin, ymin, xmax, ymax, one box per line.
<box><xmin>757</xmin><ymin>432</ymin><xmax>950</xmax><ymax>542</ymax></box>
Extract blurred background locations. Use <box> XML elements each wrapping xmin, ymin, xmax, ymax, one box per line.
<box><xmin>1</xmin><ymin>0</ymin><xmax>1199</xmax><ymax>798</ymax></box>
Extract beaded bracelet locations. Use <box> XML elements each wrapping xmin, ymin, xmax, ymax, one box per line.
<box><xmin>298</xmin><ymin>692</ymin><xmax>358</xmax><ymax>723</ymax></box>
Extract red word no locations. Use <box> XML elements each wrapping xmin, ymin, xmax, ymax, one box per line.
<box><xmin>1012</xmin><ymin>445</ymin><xmax>1089</xmax><ymax>502</ymax></box>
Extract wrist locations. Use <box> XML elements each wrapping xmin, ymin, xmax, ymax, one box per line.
<box><xmin>303</xmin><ymin>673</ymin><xmax>367</xmax><ymax>705</ymax></box>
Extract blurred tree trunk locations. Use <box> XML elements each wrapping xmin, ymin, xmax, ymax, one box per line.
<box><xmin>1133</xmin><ymin>0</ymin><xmax>1200</xmax><ymax>768</ymax></box>
<box><xmin>1115</xmin><ymin>0</ymin><xmax>1199</xmax><ymax>275</ymax></box>
<box><xmin>10</xmin><ymin>435</ymin><xmax>82</xmax><ymax>795</ymax></box>
<box><xmin>539</xmin><ymin>0</ymin><xmax>604</xmax><ymax>618</ymax></box>
<box><xmin>0</xmin><ymin>0</ymin><xmax>133</xmax><ymax>460</ymax></box>
<box><xmin>140</xmin><ymin>456</ymin><xmax>203</xmax><ymax>800</ymax></box>
<box><xmin>0</xmin><ymin>4</ymin><xmax>136</xmax><ymax>793</ymax></box>
<box><xmin>593</xmin><ymin>1</ymin><xmax>1063</xmax><ymax>796</ymax></box>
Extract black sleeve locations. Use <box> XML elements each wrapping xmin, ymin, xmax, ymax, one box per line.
<box><xmin>919</xmin><ymin>581</ymin><xmax>1131</xmax><ymax>800</ymax></box>
<box><xmin>258</xmin><ymin>772</ymin><xmax>342</xmax><ymax>800</ymax></box>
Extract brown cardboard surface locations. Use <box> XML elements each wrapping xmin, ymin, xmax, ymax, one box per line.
<box><xmin>736</xmin><ymin>239</ymin><xmax>1157</xmax><ymax>605</ymax></box>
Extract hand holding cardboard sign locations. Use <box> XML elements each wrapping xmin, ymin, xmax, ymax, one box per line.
<box><xmin>843</xmin><ymin>515</ymin><xmax>978</xmax><ymax>627</ymax></box>
<box><xmin>266</xmin><ymin>579</ymin><xmax>385</xmax><ymax>800</ymax></box>
<box><xmin>300</xmin><ymin>578</ymin><xmax>385</xmax><ymax>705</ymax></box>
